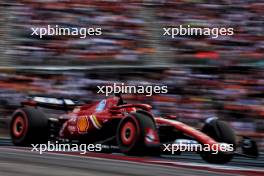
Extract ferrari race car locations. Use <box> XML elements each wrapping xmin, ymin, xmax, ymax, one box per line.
<box><xmin>10</xmin><ymin>94</ymin><xmax>258</xmax><ymax>164</ymax></box>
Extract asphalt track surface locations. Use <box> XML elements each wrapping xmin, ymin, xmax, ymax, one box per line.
<box><xmin>0</xmin><ymin>138</ymin><xmax>264</xmax><ymax>176</ymax></box>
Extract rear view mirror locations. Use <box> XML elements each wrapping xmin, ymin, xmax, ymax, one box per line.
<box><xmin>241</xmin><ymin>136</ymin><xmax>259</xmax><ymax>158</ymax></box>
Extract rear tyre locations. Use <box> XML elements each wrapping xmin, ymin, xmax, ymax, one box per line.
<box><xmin>200</xmin><ymin>119</ymin><xmax>236</xmax><ymax>164</ymax></box>
<box><xmin>117</xmin><ymin>112</ymin><xmax>160</xmax><ymax>156</ymax></box>
<box><xmin>10</xmin><ymin>107</ymin><xmax>49</xmax><ymax>146</ymax></box>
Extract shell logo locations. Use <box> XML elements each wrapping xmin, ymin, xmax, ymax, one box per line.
<box><xmin>77</xmin><ymin>116</ymin><xmax>89</xmax><ymax>133</ymax></box>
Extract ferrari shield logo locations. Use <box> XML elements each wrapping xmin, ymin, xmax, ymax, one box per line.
<box><xmin>77</xmin><ymin>116</ymin><xmax>89</xmax><ymax>133</ymax></box>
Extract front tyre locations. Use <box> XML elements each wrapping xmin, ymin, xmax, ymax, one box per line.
<box><xmin>200</xmin><ymin>119</ymin><xmax>236</xmax><ymax>164</ymax></box>
<box><xmin>10</xmin><ymin>107</ymin><xmax>49</xmax><ymax>146</ymax></box>
<box><xmin>117</xmin><ymin>112</ymin><xmax>160</xmax><ymax>156</ymax></box>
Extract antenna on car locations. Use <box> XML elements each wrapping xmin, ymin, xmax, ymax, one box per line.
<box><xmin>115</xmin><ymin>93</ymin><xmax>125</xmax><ymax>105</ymax></box>
<box><xmin>114</xmin><ymin>93</ymin><xmax>122</xmax><ymax>98</ymax></box>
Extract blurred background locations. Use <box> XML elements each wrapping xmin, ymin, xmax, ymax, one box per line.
<box><xmin>0</xmin><ymin>0</ymin><xmax>263</xmax><ymax>150</ymax></box>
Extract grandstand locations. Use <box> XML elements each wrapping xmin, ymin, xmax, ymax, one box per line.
<box><xmin>1</xmin><ymin>0</ymin><xmax>263</xmax><ymax>66</ymax></box>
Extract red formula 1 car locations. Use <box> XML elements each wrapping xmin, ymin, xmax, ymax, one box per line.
<box><xmin>10</xmin><ymin>94</ymin><xmax>258</xmax><ymax>164</ymax></box>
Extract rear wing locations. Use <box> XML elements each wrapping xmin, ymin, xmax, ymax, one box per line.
<box><xmin>21</xmin><ymin>96</ymin><xmax>83</xmax><ymax>111</ymax></box>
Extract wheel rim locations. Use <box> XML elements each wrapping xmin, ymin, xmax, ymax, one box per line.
<box><xmin>13</xmin><ymin>116</ymin><xmax>26</xmax><ymax>138</ymax></box>
<box><xmin>121</xmin><ymin>122</ymin><xmax>136</xmax><ymax>145</ymax></box>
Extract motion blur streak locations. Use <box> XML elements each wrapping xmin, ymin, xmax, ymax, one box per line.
<box><xmin>0</xmin><ymin>147</ymin><xmax>253</xmax><ymax>176</ymax></box>
<box><xmin>0</xmin><ymin>0</ymin><xmax>263</xmax><ymax>176</ymax></box>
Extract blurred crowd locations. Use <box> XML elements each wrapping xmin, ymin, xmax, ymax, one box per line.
<box><xmin>1</xmin><ymin>0</ymin><xmax>263</xmax><ymax>65</ymax></box>
<box><xmin>157</xmin><ymin>0</ymin><xmax>263</xmax><ymax>65</ymax></box>
<box><xmin>0</xmin><ymin>0</ymin><xmax>263</xmax><ymax>148</ymax></box>
<box><xmin>4</xmin><ymin>0</ymin><xmax>150</xmax><ymax>65</ymax></box>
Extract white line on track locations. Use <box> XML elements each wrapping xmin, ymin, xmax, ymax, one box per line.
<box><xmin>148</xmin><ymin>160</ymin><xmax>264</xmax><ymax>172</ymax></box>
